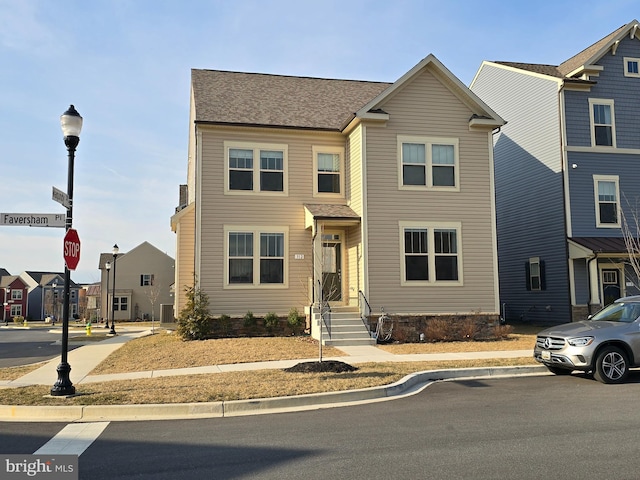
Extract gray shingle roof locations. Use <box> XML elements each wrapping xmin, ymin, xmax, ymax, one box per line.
<box><xmin>191</xmin><ymin>69</ymin><xmax>391</xmax><ymax>131</ymax></box>
<box><xmin>304</xmin><ymin>204</ymin><xmax>360</xmax><ymax>220</ymax></box>
<box><xmin>494</xmin><ymin>21</ymin><xmax>636</xmax><ymax>80</ymax></box>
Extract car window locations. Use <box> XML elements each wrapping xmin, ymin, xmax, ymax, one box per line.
<box><xmin>590</xmin><ymin>302</ymin><xmax>640</xmax><ymax>323</ymax></box>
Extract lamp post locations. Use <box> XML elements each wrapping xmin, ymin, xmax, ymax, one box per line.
<box><xmin>52</xmin><ymin>282</ymin><xmax>58</xmax><ymax>325</ymax></box>
<box><xmin>109</xmin><ymin>244</ymin><xmax>119</xmax><ymax>335</ymax></box>
<box><xmin>3</xmin><ymin>287</ymin><xmax>10</xmax><ymax>325</ymax></box>
<box><xmin>104</xmin><ymin>262</ymin><xmax>111</xmax><ymax>328</ymax></box>
<box><xmin>51</xmin><ymin>105</ymin><xmax>82</xmax><ymax>397</ymax></box>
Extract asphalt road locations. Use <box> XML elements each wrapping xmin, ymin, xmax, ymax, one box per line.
<box><xmin>0</xmin><ymin>328</ymin><xmax>82</xmax><ymax>367</ymax></box>
<box><xmin>3</xmin><ymin>374</ymin><xmax>640</xmax><ymax>479</ymax></box>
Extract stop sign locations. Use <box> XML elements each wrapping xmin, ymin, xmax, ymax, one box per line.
<box><xmin>63</xmin><ymin>228</ymin><xmax>81</xmax><ymax>270</ymax></box>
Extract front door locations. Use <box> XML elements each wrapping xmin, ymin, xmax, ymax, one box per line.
<box><xmin>602</xmin><ymin>268</ymin><xmax>622</xmax><ymax>306</ymax></box>
<box><xmin>322</xmin><ymin>233</ymin><xmax>342</xmax><ymax>302</ymax></box>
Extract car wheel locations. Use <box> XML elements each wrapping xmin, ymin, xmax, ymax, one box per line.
<box><xmin>546</xmin><ymin>365</ymin><xmax>573</xmax><ymax>375</ymax></box>
<box><xmin>593</xmin><ymin>346</ymin><xmax>629</xmax><ymax>384</ymax></box>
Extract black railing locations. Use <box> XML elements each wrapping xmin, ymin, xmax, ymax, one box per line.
<box><xmin>358</xmin><ymin>290</ymin><xmax>372</xmax><ymax>336</ymax></box>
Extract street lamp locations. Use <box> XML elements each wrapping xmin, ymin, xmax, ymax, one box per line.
<box><xmin>52</xmin><ymin>282</ymin><xmax>58</xmax><ymax>325</ymax></box>
<box><xmin>109</xmin><ymin>244</ymin><xmax>119</xmax><ymax>335</ymax></box>
<box><xmin>3</xmin><ymin>287</ymin><xmax>10</xmax><ymax>325</ymax></box>
<box><xmin>104</xmin><ymin>262</ymin><xmax>111</xmax><ymax>328</ymax></box>
<box><xmin>51</xmin><ymin>105</ymin><xmax>82</xmax><ymax>397</ymax></box>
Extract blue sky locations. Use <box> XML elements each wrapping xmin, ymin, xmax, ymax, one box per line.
<box><xmin>0</xmin><ymin>0</ymin><xmax>637</xmax><ymax>283</ymax></box>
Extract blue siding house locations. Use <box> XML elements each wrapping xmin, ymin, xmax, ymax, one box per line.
<box><xmin>471</xmin><ymin>20</ymin><xmax>640</xmax><ymax>324</ymax></box>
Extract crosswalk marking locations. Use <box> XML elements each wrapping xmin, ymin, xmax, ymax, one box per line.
<box><xmin>34</xmin><ymin>422</ymin><xmax>110</xmax><ymax>456</ymax></box>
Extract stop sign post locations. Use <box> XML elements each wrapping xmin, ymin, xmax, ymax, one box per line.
<box><xmin>63</xmin><ymin>228</ymin><xmax>81</xmax><ymax>270</ymax></box>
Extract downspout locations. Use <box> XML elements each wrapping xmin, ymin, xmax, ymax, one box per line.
<box><xmin>586</xmin><ymin>254</ymin><xmax>597</xmax><ymax>316</ymax></box>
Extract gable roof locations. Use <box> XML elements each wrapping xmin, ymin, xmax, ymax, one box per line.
<box><xmin>0</xmin><ymin>275</ymin><xmax>27</xmax><ymax>288</ymax></box>
<box><xmin>491</xmin><ymin>20</ymin><xmax>639</xmax><ymax>81</ymax></box>
<box><xmin>191</xmin><ymin>69</ymin><xmax>390</xmax><ymax>131</ymax></box>
<box><xmin>356</xmin><ymin>54</ymin><xmax>504</xmax><ymax>128</ymax></box>
<box><xmin>22</xmin><ymin>271</ymin><xmax>79</xmax><ymax>288</ymax></box>
<box><xmin>191</xmin><ymin>53</ymin><xmax>505</xmax><ymax>132</ymax></box>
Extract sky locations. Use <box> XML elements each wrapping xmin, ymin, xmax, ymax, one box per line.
<box><xmin>0</xmin><ymin>0</ymin><xmax>637</xmax><ymax>284</ymax></box>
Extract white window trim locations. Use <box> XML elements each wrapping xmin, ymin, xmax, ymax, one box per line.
<box><xmin>11</xmin><ymin>290</ymin><xmax>22</xmax><ymax>300</ymax></box>
<box><xmin>10</xmin><ymin>304</ymin><xmax>22</xmax><ymax>316</ymax></box>
<box><xmin>312</xmin><ymin>145</ymin><xmax>345</xmax><ymax>198</ymax></box>
<box><xmin>623</xmin><ymin>57</ymin><xmax>640</xmax><ymax>78</ymax></box>
<box><xmin>399</xmin><ymin>221</ymin><xmax>463</xmax><ymax>286</ymax></box>
<box><xmin>397</xmin><ymin>135</ymin><xmax>460</xmax><ymax>192</ymax></box>
<box><xmin>593</xmin><ymin>175</ymin><xmax>621</xmax><ymax>228</ymax></box>
<box><xmin>223</xmin><ymin>141</ymin><xmax>289</xmax><ymax>196</ymax></box>
<box><xmin>224</xmin><ymin>225</ymin><xmax>289</xmax><ymax>289</ymax></box>
<box><xmin>599</xmin><ymin>263</ymin><xmax>625</xmax><ymax>301</ymax></box>
<box><xmin>588</xmin><ymin>98</ymin><xmax>616</xmax><ymax>148</ymax></box>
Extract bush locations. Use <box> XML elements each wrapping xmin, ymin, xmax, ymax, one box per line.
<box><xmin>13</xmin><ymin>315</ymin><xmax>25</xmax><ymax>324</ymax></box>
<box><xmin>243</xmin><ymin>311</ymin><xmax>256</xmax><ymax>329</ymax></box>
<box><xmin>176</xmin><ymin>285</ymin><xmax>212</xmax><ymax>340</ymax></box>
<box><xmin>264</xmin><ymin>312</ymin><xmax>279</xmax><ymax>333</ymax></box>
<box><xmin>287</xmin><ymin>307</ymin><xmax>304</xmax><ymax>335</ymax></box>
<box><xmin>215</xmin><ymin>314</ymin><xmax>231</xmax><ymax>336</ymax></box>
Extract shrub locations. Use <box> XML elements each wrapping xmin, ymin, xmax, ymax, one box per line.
<box><xmin>458</xmin><ymin>317</ymin><xmax>479</xmax><ymax>340</ymax></box>
<box><xmin>176</xmin><ymin>285</ymin><xmax>212</xmax><ymax>340</ymax></box>
<box><xmin>13</xmin><ymin>315</ymin><xmax>25</xmax><ymax>324</ymax></box>
<box><xmin>243</xmin><ymin>311</ymin><xmax>256</xmax><ymax>329</ymax></box>
<box><xmin>264</xmin><ymin>312</ymin><xmax>279</xmax><ymax>333</ymax></box>
<box><xmin>287</xmin><ymin>308</ymin><xmax>304</xmax><ymax>335</ymax></box>
<box><xmin>216</xmin><ymin>314</ymin><xmax>231</xmax><ymax>336</ymax></box>
<box><xmin>423</xmin><ymin>318</ymin><xmax>451</xmax><ymax>342</ymax></box>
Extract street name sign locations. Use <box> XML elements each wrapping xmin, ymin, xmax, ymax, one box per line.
<box><xmin>52</xmin><ymin>186</ymin><xmax>70</xmax><ymax>208</ymax></box>
<box><xmin>0</xmin><ymin>213</ymin><xmax>65</xmax><ymax>228</ymax></box>
<box><xmin>63</xmin><ymin>228</ymin><xmax>81</xmax><ymax>270</ymax></box>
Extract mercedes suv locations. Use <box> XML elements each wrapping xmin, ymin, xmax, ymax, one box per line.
<box><xmin>534</xmin><ymin>296</ymin><xmax>640</xmax><ymax>384</ymax></box>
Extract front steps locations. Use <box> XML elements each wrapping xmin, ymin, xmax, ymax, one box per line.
<box><xmin>311</xmin><ymin>306</ymin><xmax>375</xmax><ymax>346</ymax></box>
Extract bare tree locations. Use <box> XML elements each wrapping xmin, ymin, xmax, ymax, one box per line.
<box><xmin>620</xmin><ymin>195</ymin><xmax>640</xmax><ymax>289</ymax></box>
<box><xmin>144</xmin><ymin>283</ymin><xmax>161</xmax><ymax>333</ymax></box>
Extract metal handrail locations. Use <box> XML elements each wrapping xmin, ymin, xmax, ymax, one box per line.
<box><xmin>358</xmin><ymin>290</ymin><xmax>372</xmax><ymax>336</ymax></box>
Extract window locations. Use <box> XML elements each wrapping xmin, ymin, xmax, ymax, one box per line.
<box><xmin>624</xmin><ymin>57</ymin><xmax>640</xmax><ymax>78</ymax></box>
<box><xmin>400</xmin><ymin>222</ymin><xmax>461</xmax><ymax>285</ymax></box>
<box><xmin>594</xmin><ymin>175</ymin><xmax>620</xmax><ymax>227</ymax></box>
<box><xmin>589</xmin><ymin>99</ymin><xmax>616</xmax><ymax>147</ymax></box>
<box><xmin>140</xmin><ymin>274</ymin><xmax>154</xmax><ymax>286</ymax></box>
<box><xmin>114</xmin><ymin>297</ymin><xmax>128</xmax><ymax>311</ymax></box>
<box><xmin>10</xmin><ymin>304</ymin><xmax>21</xmax><ymax>316</ymax></box>
<box><xmin>398</xmin><ymin>136</ymin><xmax>459</xmax><ymax>190</ymax></box>
<box><xmin>526</xmin><ymin>257</ymin><xmax>544</xmax><ymax>291</ymax></box>
<box><xmin>226</xmin><ymin>226</ymin><xmax>288</xmax><ymax>287</ymax></box>
<box><xmin>11</xmin><ymin>290</ymin><xmax>22</xmax><ymax>300</ymax></box>
<box><xmin>225</xmin><ymin>142</ymin><xmax>288</xmax><ymax>194</ymax></box>
<box><xmin>313</xmin><ymin>146</ymin><xmax>344</xmax><ymax>196</ymax></box>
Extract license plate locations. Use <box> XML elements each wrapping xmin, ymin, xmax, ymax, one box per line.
<box><xmin>541</xmin><ymin>350</ymin><xmax>551</xmax><ymax>360</ymax></box>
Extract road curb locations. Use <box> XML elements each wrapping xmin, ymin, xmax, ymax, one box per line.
<box><xmin>0</xmin><ymin>365</ymin><xmax>547</xmax><ymax>422</ymax></box>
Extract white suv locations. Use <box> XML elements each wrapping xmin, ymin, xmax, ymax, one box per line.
<box><xmin>534</xmin><ymin>296</ymin><xmax>640</xmax><ymax>384</ymax></box>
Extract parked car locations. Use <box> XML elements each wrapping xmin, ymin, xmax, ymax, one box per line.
<box><xmin>534</xmin><ymin>296</ymin><xmax>640</xmax><ymax>383</ymax></box>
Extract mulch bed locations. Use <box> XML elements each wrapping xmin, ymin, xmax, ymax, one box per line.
<box><xmin>283</xmin><ymin>360</ymin><xmax>358</xmax><ymax>373</ymax></box>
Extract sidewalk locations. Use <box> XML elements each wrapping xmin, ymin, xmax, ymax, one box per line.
<box><xmin>0</xmin><ymin>327</ymin><xmax>544</xmax><ymax>422</ymax></box>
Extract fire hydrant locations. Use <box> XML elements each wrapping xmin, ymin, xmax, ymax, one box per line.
<box><xmin>86</xmin><ymin>322</ymin><xmax>92</xmax><ymax>336</ymax></box>
<box><xmin>23</xmin><ymin>318</ymin><xmax>27</xmax><ymax>327</ymax></box>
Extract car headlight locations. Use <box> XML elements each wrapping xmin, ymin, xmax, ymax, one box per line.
<box><xmin>567</xmin><ymin>336</ymin><xmax>594</xmax><ymax>347</ymax></box>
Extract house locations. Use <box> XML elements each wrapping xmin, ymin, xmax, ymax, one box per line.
<box><xmin>20</xmin><ymin>271</ymin><xmax>80</xmax><ymax>320</ymax></box>
<box><xmin>171</xmin><ymin>54</ymin><xmax>505</xmax><ymax>343</ymax></box>
<box><xmin>98</xmin><ymin>242</ymin><xmax>175</xmax><ymax>322</ymax></box>
<box><xmin>471</xmin><ymin>20</ymin><xmax>640</xmax><ymax>324</ymax></box>
<box><xmin>0</xmin><ymin>273</ymin><xmax>29</xmax><ymax>322</ymax></box>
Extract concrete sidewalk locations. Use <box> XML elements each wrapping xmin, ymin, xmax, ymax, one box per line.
<box><xmin>0</xmin><ymin>327</ymin><xmax>543</xmax><ymax>422</ymax></box>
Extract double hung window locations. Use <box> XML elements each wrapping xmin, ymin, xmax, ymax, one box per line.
<box><xmin>594</xmin><ymin>175</ymin><xmax>620</xmax><ymax>227</ymax></box>
<box><xmin>399</xmin><ymin>136</ymin><xmax>459</xmax><ymax>190</ymax></box>
<box><xmin>226</xmin><ymin>227</ymin><xmax>287</xmax><ymax>287</ymax></box>
<box><xmin>225</xmin><ymin>142</ymin><xmax>288</xmax><ymax>194</ymax></box>
<box><xmin>313</xmin><ymin>146</ymin><xmax>344</xmax><ymax>196</ymax></box>
<box><xmin>400</xmin><ymin>222</ymin><xmax>461</xmax><ymax>285</ymax></box>
<box><xmin>11</xmin><ymin>290</ymin><xmax>22</xmax><ymax>300</ymax></box>
<box><xmin>589</xmin><ymin>99</ymin><xmax>616</xmax><ymax>147</ymax></box>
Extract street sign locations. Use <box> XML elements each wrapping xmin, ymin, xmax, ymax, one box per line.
<box><xmin>63</xmin><ymin>228</ymin><xmax>81</xmax><ymax>270</ymax></box>
<box><xmin>0</xmin><ymin>213</ymin><xmax>65</xmax><ymax>228</ymax></box>
<box><xmin>52</xmin><ymin>186</ymin><xmax>70</xmax><ymax>208</ymax></box>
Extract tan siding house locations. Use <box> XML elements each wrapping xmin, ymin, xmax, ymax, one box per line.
<box><xmin>171</xmin><ymin>55</ymin><xmax>504</xmax><ymax>343</ymax></box>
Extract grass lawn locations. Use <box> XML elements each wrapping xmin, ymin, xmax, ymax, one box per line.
<box><xmin>0</xmin><ymin>324</ymin><xmax>542</xmax><ymax>406</ymax></box>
